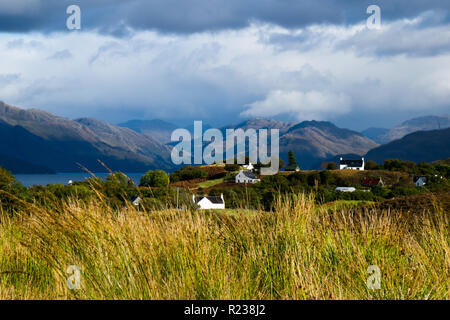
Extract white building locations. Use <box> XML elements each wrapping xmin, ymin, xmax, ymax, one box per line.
<box><xmin>235</xmin><ymin>170</ymin><xmax>260</xmax><ymax>184</ymax></box>
<box><xmin>129</xmin><ymin>196</ymin><xmax>142</xmax><ymax>207</ymax></box>
<box><xmin>335</xmin><ymin>187</ymin><xmax>356</xmax><ymax>193</ymax></box>
<box><xmin>413</xmin><ymin>176</ymin><xmax>427</xmax><ymax>187</ymax></box>
<box><xmin>243</xmin><ymin>162</ymin><xmax>254</xmax><ymax>171</ymax></box>
<box><xmin>340</xmin><ymin>157</ymin><xmax>365</xmax><ymax>171</ymax></box>
<box><xmin>192</xmin><ymin>194</ymin><xmax>225</xmax><ymax>210</ymax></box>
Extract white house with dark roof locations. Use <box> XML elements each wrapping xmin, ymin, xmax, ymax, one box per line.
<box><xmin>340</xmin><ymin>157</ymin><xmax>365</xmax><ymax>171</ymax></box>
<box><xmin>413</xmin><ymin>176</ymin><xmax>427</xmax><ymax>187</ymax></box>
<box><xmin>192</xmin><ymin>194</ymin><xmax>225</xmax><ymax>210</ymax></box>
<box><xmin>235</xmin><ymin>170</ymin><xmax>260</xmax><ymax>184</ymax></box>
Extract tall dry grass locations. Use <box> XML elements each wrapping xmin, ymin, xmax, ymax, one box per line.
<box><xmin>0</xmin><ymin>194</ymin><xmax>448</xmax><ymax>299</ymax></box>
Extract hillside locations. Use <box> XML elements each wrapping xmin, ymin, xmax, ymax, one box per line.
<box><xmin>118</xmin><ymin>119</ymin><xmax>179</xmax><ymax>143</ymax></box>
<box><xmin>366</xmin><ymin>128</ymin><xmax>450</xmax><ymax>164</ymax></box>
<box><xmin>220</xmin><ymin>119</ymin><xmax>378</xmax><ymax>169</ymax></box>
<box><xmin>0</xmin><ymin>154</ymin><xmax>55</xmax><ymax>174</ymax></box>
<box><xmin>378</xmin><ymin>115</ymin><xmax>450</xmax><ymax>144</ymax></box>
<box><xmin>280</xmin><ymin>121</ymin><xmax>379</xmax><ymax>169</ymax></box>
<box><xmin>361</xmin><ymin>127</ymin><xmax>389</xmax><ymax>144</ymax></box>
<box><xmin>0</xmin><ymin>102</ymin><xmax>173</xmax><ymax>173</ymax></box>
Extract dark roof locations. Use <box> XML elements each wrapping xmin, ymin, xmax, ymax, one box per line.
<box><xmin>198</xmin><ymin>196</ymin><xmax>224</xmax><ymax>204</ymax></box>
<box><xmin>128</xmin><ymin>195</ymin><xmax>141</xmax><ymax>202</ymax></box>
<box><xmin>242</xmin><ymin>171</ymin><xmax>258</xmax><ymax>179</ymax></box>
<box><xmin>340</xmin><ymin>159</ymin><xmax>363</xmax><ymax>167</ymax></box>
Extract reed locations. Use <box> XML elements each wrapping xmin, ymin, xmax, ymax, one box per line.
<box><xmin>0</xmin><ymin>193</ymin><xmax>448</xmax><ymax>299</ymax></box>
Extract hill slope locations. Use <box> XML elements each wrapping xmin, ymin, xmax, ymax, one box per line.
<box><xmin>366</xmin><ymin>128</ymin><xmax>450</xmax><ymax>163</ymax></box>
<box><xmin>280</xmin><ymin>121</ymin><xmax>379</xmax><ymax>169</ymax></box>
<box><xmin>361</xmin><ymin>127</ymin><xmax>389</xmax><ymax>144</ymax></box>
<box><xmin>221</xmin><ymin>119</ymin><xmax>378</xmax><ymax>169</ymax></box>
<box><xmin>378</xmin><ymin>115</ymin><xmax>450</xmax><ymax>144</ymax></box>
<box><xmin>0</xmin><ymin>102</ymin><xmax>173</xmax><ymax>173</ymax></box>
<box><xmin>118</xmin><ymin>119</ymin><xmax>179</xmax><ymax>143</ymax></box>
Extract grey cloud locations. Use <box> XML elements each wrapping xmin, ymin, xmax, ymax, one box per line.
<box><xmin>1</xmin><ymin>0</ymin><xmax>450</xmax><ymax>34</ymax></box>
<box><xmin>47</xmin><ymin>49</ymin><xmax>73</xmax><ymax>60</ymax></box>
<box><xmin>336</xmin><ymin>12</ymin><xmax>450</xmax><ymax>57</ymax></box>
<box><xmin>267</xmin><ymin>11</ymin><xmax>450</xmax><ymax>57</ymax></box>
<box><xmin>1</xmin><ymin>20</ymin><xmax>449</xmax><ymax>130</ymax></box>
<box><xmin>7</xmin><ymin>38</ymin><xmax>43</xmax><ymax>49</ymax></box>
<box><xmin>0</xmin><ymin>73</ymin><xmax>20</xmax><ymax>86</ymax></box>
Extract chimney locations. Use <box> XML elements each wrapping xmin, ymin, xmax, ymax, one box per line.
<box><xmin>192</xmin><ymin>195</ymin><xmax>196</xmax><ymax>203</ymax></box>
<box><xmin>220</xmin><ymin>193</ymin><xmax>224</xmax><ymax>201</ymax></box>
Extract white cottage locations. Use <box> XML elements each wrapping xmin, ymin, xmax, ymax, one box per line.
<box><xmin>235</xmin><ymin>170</ymin><xmax>260</xmax><ymax>184</ymax></box>
<box><xmin>129</xmin><ymin>196</ymin><xmax>142</xmax><ymax>207</ymax></box>
<box><xmin>192</xmin><ymin>194</ymin><xmax>225</xmax><ymax>210</ymax></box>
<box><xmin>413</xmin><ymin>176</ymin><xmax>427</xmax><ymax>187</ymax></box>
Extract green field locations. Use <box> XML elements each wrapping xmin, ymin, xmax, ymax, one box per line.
<box><xmin>197</xmin><ymin>178</ymin><xmax>224</xmax><ymax>188</ymax></box>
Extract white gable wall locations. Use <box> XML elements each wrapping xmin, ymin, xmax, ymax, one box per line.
<box><xmin>415</xmin><ymin>178</ymin><xmax>426</xmax><ymax>187</ymax></box>
<box><xmin>197</xmin><ymin>198</ymin><xmax>225</xmax><ymax>210</ymax></box>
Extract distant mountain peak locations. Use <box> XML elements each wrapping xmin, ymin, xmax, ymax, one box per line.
<box><xmin>378</xmin><ymin>114</ymin><xmax>450</xmax><ymax>144</ymax></box>
<box><xmin>366</xmin><ymin>128</ymin><xmax>450</xmax><ymax>163</ymax></box>
<box><xmin>224</xmin><ymin>118</ymin><xmax>296</xmax><ymax>134</ymax></box>
<box><xmin>118</xmin><ymin>119</ymin><xmax>179</xmax><ymax>143</ymax></box>
<box><xmin>287</xmin><ymin>120</ymin><xmax>337</xmax><ymax>132</ymax></box>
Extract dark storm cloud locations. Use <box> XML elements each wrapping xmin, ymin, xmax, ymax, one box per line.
<box><xmin>0</xmin><ymin>0</ymin><xmax>449</xmax><ymax>34</ymax></box>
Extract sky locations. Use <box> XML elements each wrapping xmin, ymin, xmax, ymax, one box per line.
<box><xmin>0</xmin><ymin>0</ymin><xmax>449</xmax><ymax>131</ymax></box>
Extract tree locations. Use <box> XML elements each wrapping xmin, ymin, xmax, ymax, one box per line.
<box><xmin>285</xmin><ymin>150</ymin><xmax>300</xmax><ymax>171</ymax></box>
<box><xmin>107</xmin><ymin>172</ymin><xmax>134</xmax><ymax>188</ymax></box>
<box><xmin>365</xmin><ymin>160</ymin><xmax>378</xmax><ymax>170</ymax></box>
<box><xmin>169</xmin><ymin>166</ymin><xmax>207</xmax><ymax>183</ymax></box>
<box><xmin>0</xmin><ymin>167</ymin><xmax>15</xmax><ymax>189</ymax></box>
<box><xmin>323</xmin><ymin>162</ymin><xmax>338</xmax><ymax>170</ymax></box>
<box><xmin>140</xmin><ymin>170</ymin><xmax>170</xmax><ymax>188</ymax></box>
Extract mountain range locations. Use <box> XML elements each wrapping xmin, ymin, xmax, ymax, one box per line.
<box><xmin>221</xmin><ymin>119</ymin><xmax>378</xmax><ymax>169</ymax></box>
<box><xmin>0</xmin><ymin>102</ymin><xmax>172</xmax><ymax>173</ymax></box>
<box><xmin>118</xmin><ymin>119</ymin><xmax>179</xmax><ymax>144</ymax></box>
<box><xmin>366</xmin><ymin>128</ymin><xmax>450</xmax><ymax>164</ymax></box>
<box><xmin>361</xmin><ymin>115</ymin><xmax>450</xmax><ymax>144</ymax></box>
<box><xmin>0</xmin><ymin>101</ymin><xmax>448</xmax><ymax>173</ymax></box>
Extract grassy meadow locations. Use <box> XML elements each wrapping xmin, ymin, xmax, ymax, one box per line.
<box><xmin>0</xmin><ymin>193</ymin><xmax>448</xmax><ymax>300</ymax></box>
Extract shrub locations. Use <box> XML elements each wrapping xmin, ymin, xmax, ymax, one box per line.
<box><xmin>323</xmin><ymin>162</ymin><xmax>338</xmax><ymax>170</ymax></box>
<box><xmin>170</xmin><ymin>166</ymin><xmax>207</xmax><ymax>182</ymax></box>
<box><xmin>140</xmin><ymin>170</ymin><xmax>170</xmax><ymax>188</ymax></box>
<box><xmin>225</xmin><ymin>164</ymin><xmax>240</xmax><ymax>172</ymax></box>
<box><xmin>365</xmin><ymin>160</ymin><xmax>379</xmax><ymax>170</ymax></box>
